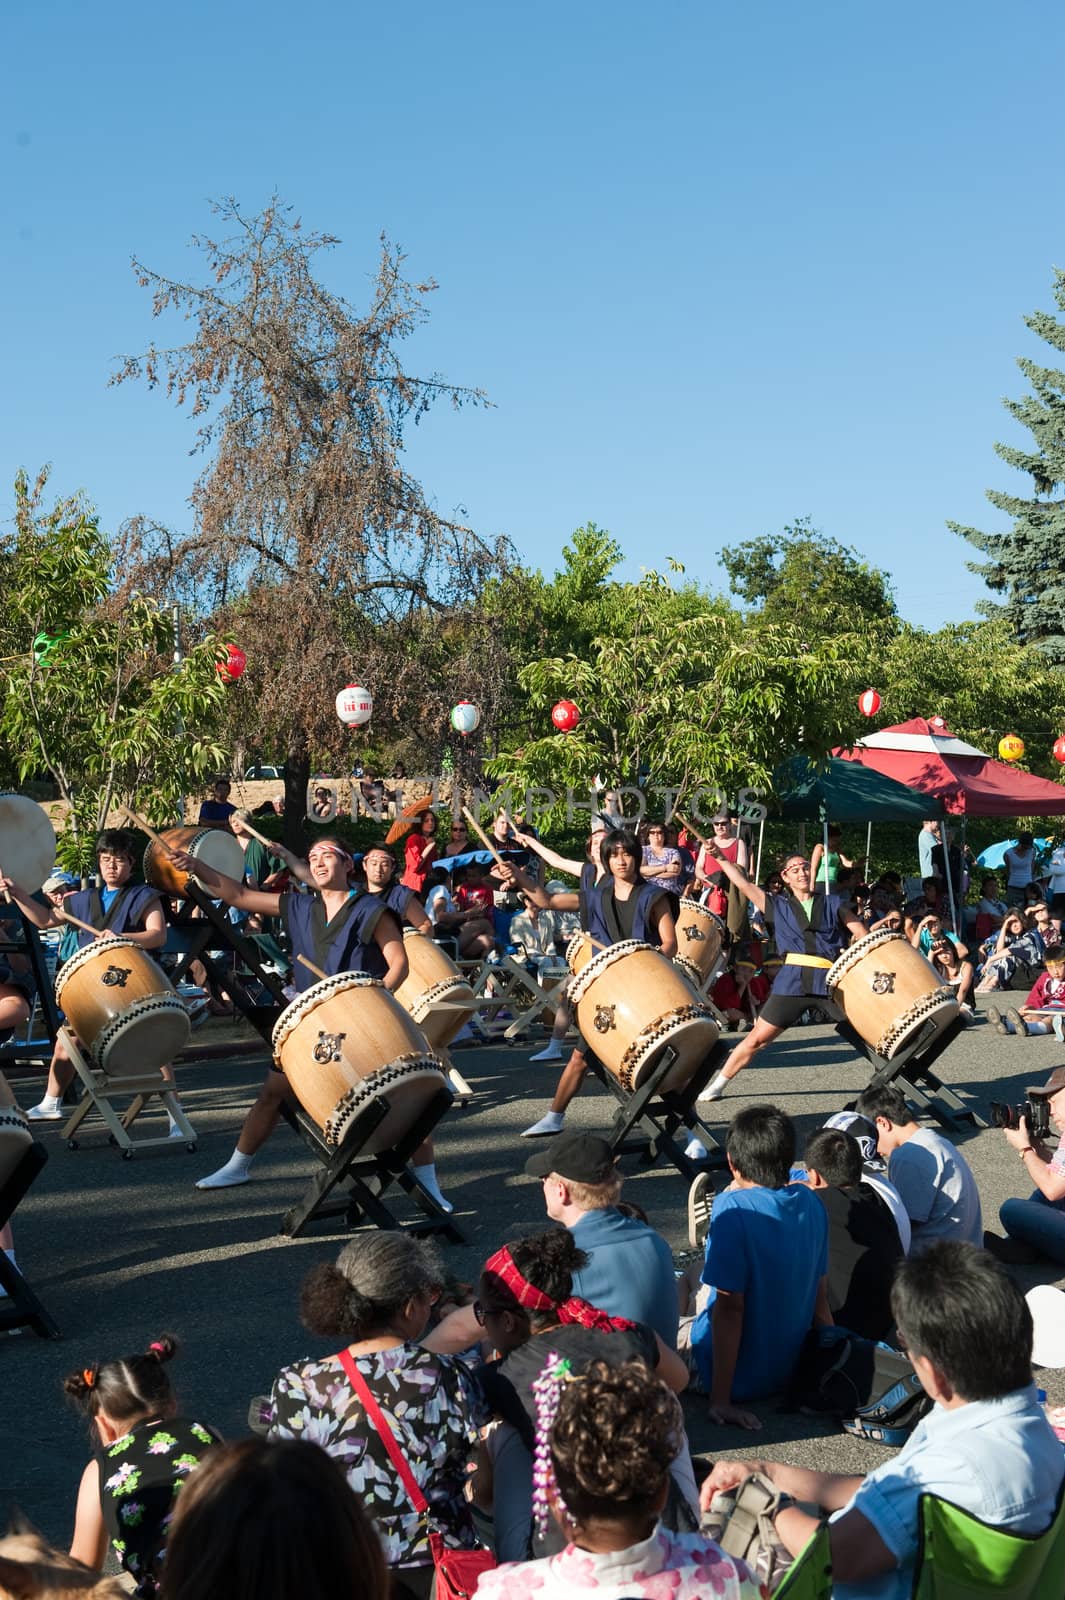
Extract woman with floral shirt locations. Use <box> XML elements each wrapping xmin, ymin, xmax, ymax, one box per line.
<box><xmin>64</xmin><ymin>1335</ymin><xmax>220</xmax><ymax>1598</ymax></box>
<box><xmin>263</xmin><ymin>1232</ymin><xmax>482</xmax><ymax>1600</ymax></box>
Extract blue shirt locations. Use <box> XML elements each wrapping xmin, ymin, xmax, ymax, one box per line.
<box><xmin>100</xmin><ymin>888</ymin><xmax>119</xmax><ymax>914</ymax></box>
<box><xmin>835</xmin><ymin>1384</ymin><xmax>1064</xmax><ymax>1600</ymax></box>
<box><xmin>692</xmin><ymin>1184</ymin><xmax>828</xmax><ymax>1399</ymax></box>
<box><xmin>569</xmin><ymin>1208</ymin><xmax>680</xmax><ymax>1347</ymax></box>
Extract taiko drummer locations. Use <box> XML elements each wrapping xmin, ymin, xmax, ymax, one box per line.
<box><xmin>5</xmin><ymin>829</ymin><xmax>188</xmax><ymax>1130</ymax></box>
<box><xmin>170</xmin><ymin>834</ymin><xmax>455</xmax><ymax>1214</ymax></box>
<box><xmin>695</xmin><ymin>847</ymin><xmax>866</xmax><ymax>1103</ymax></box>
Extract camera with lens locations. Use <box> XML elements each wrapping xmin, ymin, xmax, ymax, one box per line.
<box><xmin>990</xmin><ymin>1098</ymin><xmax>1051</xmax><ymax>1140</ymax></box>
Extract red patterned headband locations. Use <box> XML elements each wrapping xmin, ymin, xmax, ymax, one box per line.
<box><xmin>484</xmin><ymin>1246</ymin><xmax>555</xmax><ymax>1312</ymax></box>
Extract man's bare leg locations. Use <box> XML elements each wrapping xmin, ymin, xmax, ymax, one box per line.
<box><xmin>697</xmin><ymin>1017</ymin><xmax>785</xmax><ymax>1102</ymax></box>
<box><xmin>27</xmin><ymin>1034</ymin><xmax>75</xmax><ymax>1119</ymax></box>
<box><xmin>521</xmin><ymin>1047</ymin><xmax>588</xmax><ymax>1136</ymax></box>
<box><xmin>196</xmin><ymin>1070</ymin><xmax>292</xmax><ymax>1188</ymax></box>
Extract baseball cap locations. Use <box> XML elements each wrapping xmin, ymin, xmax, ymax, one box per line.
<box><xmin>42</xmin><ymin>871</ymin><xmax>79</xmax><ymax>894</ymax></box>
<box><xmin>1027</xmin><ymin>1066</ymin><xmax>1065</xmax><ymax>1099</ymax></box>
<box><xmin>823</xmin><ymin>1110</ymin><xmax>881</xmax><ymax>1167</ymax></box>
<box><xmin>524</xmin><ymin>1131</ymin><xmax>617</xmax><ymax>1184</ymax></box>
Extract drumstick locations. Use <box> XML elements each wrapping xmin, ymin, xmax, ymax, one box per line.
<box><xmin>119</xmin><ymin>807</ymin><xmax>177</xmax><ymax>855</ymax></box>
<box><xmin>461</xmin><ymin>807</ymin><xmax>509</xmax><ymax>871</ymax></box>
<box><xmin>296</xmin><ymin>954</ymin><xmax>329</xmax><ymax>984</ymax></box>
<box><xmin>235</xmin><ymin>816</ymin><xmax>280</xmax><ymax>851</ymax></box>
<box><xmin>676</xmin><ymin>813</ymin><xmax>710</xmax><ymax>849</ymax></box>
<box><xmin>0</xmin><ymin>857</ymin><xmax>11</xmax><ymax>903</ymax></box>
<box><xmin>58</xmin><ymin>908</ymin><xmax>107</xmax><ymax>939</ymax></box>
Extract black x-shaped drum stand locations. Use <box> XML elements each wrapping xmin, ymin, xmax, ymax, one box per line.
<box><xmin>837</xmin><ymin>1014</ymin><xmax>980</xmax><ymax>1131</ymax></box>
<box><xmin>279</xmin><ymin>1088</ymin><xmax>463</xmax><ymax>1242</ymax></box>
<box><xmin>0</xmin><ymin>1141</ymin><xmax>60</xmax><ymax>1338</ymax></box>
<box><xmin>588</xmin><ymin>1039</ymin><xmax>731</xmax><ymax>1181</ymax></box>
<box><xmin>168</xmin><ymin>889</ymin><xmax>464</xmax><ymax>1242</ymax></box>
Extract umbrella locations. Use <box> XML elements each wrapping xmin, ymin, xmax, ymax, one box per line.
<box><xmin>975</xmin><ymin>837</ymin><xmax>1053</xmax><ymax>871</ymax></box>
<box><xmin>383</xmin><ymin>795</ymin><xmax>434</xmax><ymax>846</ymax></box>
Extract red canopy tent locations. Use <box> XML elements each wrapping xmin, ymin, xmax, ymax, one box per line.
<box><xmin>835</xmin><ymin>717</ymin><xmax>1065</xmax><ymax>817</ymax></box>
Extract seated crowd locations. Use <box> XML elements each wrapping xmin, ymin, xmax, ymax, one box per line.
<box><xmin>18</xmin><ymin>1085</ymin><xmax>1065</xmax><ymax>1600</ymax></box>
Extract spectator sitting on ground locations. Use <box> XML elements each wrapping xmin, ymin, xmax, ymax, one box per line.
<box><xmin>976</xmin><ymin>906</ymin><xmax>1046</xmax><ymax>993</ymax></box>
<box><xmin>926</xmin><ymin>928</ymin><xmax>976</xmax><ymax>1014</ymax></box>
<box><xmin>699</xmin><ymin>1241</ymin><xmax>1065</xmax><ymax>1600</ymax></box>
<box><xmin>64</xmin><ymin>1335</ymin><xmax>221</xmax><ymax>1599</ymax></box>
<box><xmin>159</xmin><ymin>1438</ymin><xmax>389</xmax><ymax>1600</ymax></box>
<box><xmin>910</xmin><ymin>910</ymin><xmax>968</xmax><ymax>961</ymax></box>
<box><xmin>509</xmin><ymin>888</ymin><xmax>567</xmax><ymax>970</ymax></box>
<box><xmin>475</xmin><ymin>1360</ymin><xmax>762</xmax><ymax>1600</ymax></box>
<box><xmin>801</xmin><ymin>1128</ymin><xmax>904</xmax><ymax>1341</ymax></box>
<box><xmin>987</xmin><ymin>1065</ymin><xmax>1065</xmax><ymax>1266</ymax></box>
<box><xmin>854</xmin><ymin>1083</ymin><xmax>982</xmax><ymax>1250</ymax></box>
<box><xmin>988</xmin><ymin>943</ymin><xmax>1065</xmax><ymax>1039</ymax></box>
<box><xmin>680</xmin><ymin>1105</ymin><xmax>830</xmax><ymax>1430</ymax></box>
<box><xmin>975</xmin><ymin>874</ymin><xmax>1008</xmax><ymax>939</ymax></box>
<box><xmin>819</xmin><ymin>1110</ymin><xmax>912</xmax><ymax>1252</ymax></box>
<box><xmin>261</xmin><ymin>1232</ymin><xmax>482</xmax><ymax>1600</ymax></box>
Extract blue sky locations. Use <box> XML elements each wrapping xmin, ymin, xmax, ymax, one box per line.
<box><xmin>4</xmin><ymin>0</ymin><xmax>1064</xmax><ymax>630</ymax></box>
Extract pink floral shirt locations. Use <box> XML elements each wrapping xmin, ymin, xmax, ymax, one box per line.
<box><xmin>474</xmin><ymin>1525</ymin><xmax>766</xmax><ymax>1599</ymax></box>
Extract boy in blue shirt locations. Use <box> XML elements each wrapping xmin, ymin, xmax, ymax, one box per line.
<box><xmin>682</xmin><ymin>1104</ymin><xmax>831</xmax><ymax>1428</ymax></box>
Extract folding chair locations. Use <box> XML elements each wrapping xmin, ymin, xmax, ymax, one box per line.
<box><xmin>460</xmin><ymin>953</ymin><xmax>544</xmax><ymax>1041</ymax></box>
<box><xmin>775</xmin><ymin>1521</ymin><xmax>832</xmax><ymax>1600</ymax></box>
<box><xmin>911</xmin><ymin>1487</ymin><xmax>1065</xmax><ymax>1599</ymax></box>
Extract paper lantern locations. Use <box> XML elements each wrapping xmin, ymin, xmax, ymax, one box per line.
<box><xmin>217</xmin><ymin>644</ymin><xmax>247</xmax><ymax>682</ymax></box>
<box><xmin>551</xmin><ymin>699</ymin><xmax>581</xmax><ymax>733</ymax></box>
<box><xmin>1053</xmin><ymin>737</ymin><xmax>1065</xmax><ymax>765</ymax></box>
<box><xmin>449</xmin><ymin>701</ymin><xmax>481</xmax><ymax>736</ymax></box>
<box><xmin>858</xmin><ymin>688</ymin><xmax>881</xmax><ymax>718</ymax></box>
<box><xmin>335</xmin><ymin>684</ymin><xmax>373</xmax><ymax>726</ymax></box>
<box><xmin>998</xmin><ymin>734</ymin><xmax>1025</xmax><ymax>763</ymax></box>
<box><xmin>32</xmin><ymin>629</ymin><xmax>69</xmax><ymax>663</ymax></box>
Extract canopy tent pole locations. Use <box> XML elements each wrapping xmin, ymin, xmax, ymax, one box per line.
<box><xmin>865</xmin><ymin>820</ymin><xmax>873</xmax><ymax>881</ymax></box>
<box><xmin>942</xmin><ymin>820</ymin><xmax>959</xmax><ymax>934</ymax></box>
<box><xmin>823</xmin><ymin>816</ymin><xmax>830</xmax><ymax>893</ymax></box>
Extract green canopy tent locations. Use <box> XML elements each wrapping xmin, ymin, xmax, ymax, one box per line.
<box><xmin>772</xmin><ymin>754</ymin><xmax>947</xmax><ymax>919</ymax></box>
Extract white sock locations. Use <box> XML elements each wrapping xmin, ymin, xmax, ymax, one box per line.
<box><xmin>521</xmin><ymin>1110</ymin><xmax>565</xmax><ymax>1138</ymax></box>
<box><xmin>412</xmin><ymin>1163</ymin><xmax>453</xmax><ymax>1214</ymax></box>
<box><xmin>196</xmin><ymin>1149</ymin><xmax>253</xmax><ymax>1189</ymax></box>
<box><xmin>37</xmin><ymin>1096</ymin><xmax>61</xmax><ymax>1113</ymax></box>
<box><xmin>698</xmin><ymin>1070</ymin><xmax>732</xmax><ymax>1102</ymax></box>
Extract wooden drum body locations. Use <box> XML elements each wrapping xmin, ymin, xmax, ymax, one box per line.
<box><xmin>55</xmin><ymin>939</ymin><xmax>191</xmax><ymax>1075</ymax></box>
<box><xmin>566</xmin><ymin>932</ymin><xmax>595</xmax><ymax>976</ymax></box>
<box><xmin>272</xmin><ymin>974</ymin><xmax>447</xmax><ymax>1150</ymax></box>
<box><xmin>0</xmin><ymin>793</ymin><xmax>56</xmax><ymax>894</ymax></box>
<box><xmin>393</xmin><ymin>929</ymin><xmax>477</xmax><ymax>1049</ymax></box>
<box><xmin>827</xmin><ymin>929</ymin><xmax>960</xmax><ymax>1060</ymax></box>
<box><xmin>143</xmin><ymin>826</ymin><xmax>245</xmax><ymax>898</ymax></box>
<box><xmin>673</xmin><ymin>898</ymin><xmax>726</xmax><ymax>989</ymax></box>
<box><xmin>569</xmin><ymin>940</ymin><xmax>719</xmax><ymax>1094</ymax></box>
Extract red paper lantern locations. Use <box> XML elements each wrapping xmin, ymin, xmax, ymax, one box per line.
<box><xmin>551</xmin><ymin>699</ymin><xmax>580</xmax><ymax>733</ymax></box>
<box><xmin>858</xmin><ymin>688</ymin><xmax>881</xmax><ymax>718</ymax></box>
<box><xmin>217</xmin><ymin>644</ymin><xmax>247</xmax><ymax>683</ymax></box>
<box><xmin>1053</xmin><ymin>737</ymin><xmax>1065</xmax><ymax>765</ymax></box>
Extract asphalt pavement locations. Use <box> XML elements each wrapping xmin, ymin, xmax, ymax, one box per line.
<box><xmin>4</xmin><ymin>1001</ymin><xmax>1064</xmax><ymax>1544</ymax></box>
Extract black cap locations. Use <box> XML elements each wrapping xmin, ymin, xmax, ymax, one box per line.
<box><xmin>524</xmin><ymin>1131</ymin><xmax>617</xmax><ymax>1184</ymax></box>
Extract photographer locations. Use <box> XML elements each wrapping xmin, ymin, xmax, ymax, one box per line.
<box><xmin>992</xmin><ymin>1068</ymin><xmax>1065</xmax><ymax>1265</ymax></box>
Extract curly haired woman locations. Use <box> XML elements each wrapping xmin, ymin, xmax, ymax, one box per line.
<box><xmin>475</xmin><ymin>1360</ymin><xmax>765</xmax><ymax>1599</ymax></box>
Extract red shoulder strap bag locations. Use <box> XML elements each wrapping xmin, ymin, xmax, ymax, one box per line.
<box><xmin>337</xmin><ymin>1349</ymin><xmax>496</xmax><ymax>1600</ymax></box>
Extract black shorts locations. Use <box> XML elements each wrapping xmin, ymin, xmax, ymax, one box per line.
<box><xmin>759</xmin><ymin>991</ymin><xmax>840</xmax><ymax>1029</ymax></box>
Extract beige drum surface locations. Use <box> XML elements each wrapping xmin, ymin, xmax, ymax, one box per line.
<box><xmin>566</xmin><ymin>931</ymin><xmax>595</xmax><ymax>976</ymax></box>
<box><xmin>673</xmin><ymin>899</ymin><xmax>726</xmax><ymax>987</ymax></box>
<box><xmin>570</xmin><ymin>940</ymin><xmax>719</xmax><ymax>1094</ymax></box>
<box><xmin>828</xmin><ymin>929</ymin><xmax>960</xmax><ymax>1060</ymax></box>
<box><xmin>272</xmin><ymin>974</ymin><xmax>446</xmax><ymax>1150</ymax></box>
<box><xmin>0</xmin><ymin>793</ymin><xmax>56</xmax><ymax>894</ymax></box>
<box><xmin>143</xmin><ymin>826</ymin><xmax>245</xmax><ymax>897</ymax></box>
<box><xmin>55</xmin><ymin>939</ymin><xmax>191</xmax><ymax>1075</ymax></box>
<box><xmin>0</xmin><ymin>1073</ymin><xmax>32</xmax><ymax>1188</ymax></box>
<box><xmin>393</xmin><ymin>930</ymin><xmax>477</xmax><ymax>1049</ymax></box>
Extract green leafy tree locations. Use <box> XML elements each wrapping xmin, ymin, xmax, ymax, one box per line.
<box><xmin>1</xmin><ymin>468</ymin><xmax>230</xmax><ymax>869</ymax></box>
<box><xmin>487</xmin><ymin>562</ymin><xmax>870</xmax><ymax>824</ymax></box>
<box><xmin>950</xmin><ymin>269</ymin><xmax>1065</xmax><ymax>661</ymax></box>
<box><xmin>721</xmin><ymin>517</ymin><xmax>898</xmax><ymax>638</ymax></box>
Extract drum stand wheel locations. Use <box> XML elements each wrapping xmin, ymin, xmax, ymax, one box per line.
<box><xmin>838</xmin><ymin>1013</ymin><xmax>982</xmax><ymax>1131</ymax></box>
<box><xmin>58</xmin><ymin>1028</ymin><xmax>198</xmax><ymax>1156</ymax></box>
<box><xmin>588</xmin><ymin>1038</ymin><xmax>732</xmax><ymax>1181</ymax></box>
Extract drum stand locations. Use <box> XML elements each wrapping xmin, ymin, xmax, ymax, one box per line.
<box><xmin>838</xmin><ymin>1014</ymin><xmax>981</xmax><ymax>1131</ymax></box>
<box><xmin>279</xmin><ymin>1087</ymin><xmax>464</xmax><ymax>1242</ymax></box>
<box><xmin>0</xmin><ymin>1139</ymin><xmax>60</xmax><ymax>1338</ymax></box>
<box><xmin>58</xmin><ymin>1029</ymin><xmax>198</xmax><ymax>1156</ymax></box>
<box><xmin>588</xmin><ymin>1039</ymin><xmax>731</xmax><ymax>1181</ymax></box>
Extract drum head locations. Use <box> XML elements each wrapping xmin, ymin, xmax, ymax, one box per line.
<box><xmin>0</xmin><ymin>793</ymin><xmax>56</xmax><ymax>894</ymax></box>
<box><xmin>189</xmin><ymin>829</ymin><xmax>244</xmax><ymax>882</ymax></box>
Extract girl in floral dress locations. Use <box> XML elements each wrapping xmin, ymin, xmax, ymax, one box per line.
<box><xmin>65</xmin><ymin>1335</ymin><xmax>221</xmax><ymax>1598</ymax></box>
<box><xmin>476</xmin><ymin>1359</ymin><xmax>766</xmax><ymax>1600</ymax></box>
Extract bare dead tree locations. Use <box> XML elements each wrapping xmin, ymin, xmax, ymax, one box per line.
<box><xmin>112</xmin><ymin>196</ymin><xmax>512</xmax><ymax>835</ymax></box>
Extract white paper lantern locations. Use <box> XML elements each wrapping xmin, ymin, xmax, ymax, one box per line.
<box><xmin>336</xmin><ymin>684</ymin><xmax>373</xmax><ymax>726</ymax></box>
<box><xmin>450</xmin><ymin>700</ymin><xmax>482</xmax><ymax>735</ymax></box>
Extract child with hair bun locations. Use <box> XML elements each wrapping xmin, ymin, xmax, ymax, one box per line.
<box><xmin>476</xmin><ymin>1360</ymin><xmax>763</xmax><ymax>1599</ymax></box>
<box><xmin>64</xmin><ymin>1335</ymin><xmax>221</xmax><ymax>1598</ymax></box>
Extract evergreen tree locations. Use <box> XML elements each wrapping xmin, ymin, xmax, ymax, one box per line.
<box><xmin>950</xmin><ymin>269</ymin><xmax>1065</xmax><ymax>661</ymax></box>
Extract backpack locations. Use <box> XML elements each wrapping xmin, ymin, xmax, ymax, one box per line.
<box><xmin>787</xmin><ymin>1325</ymin><xmax>933</xmax><ymax>1445</ymax></box>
